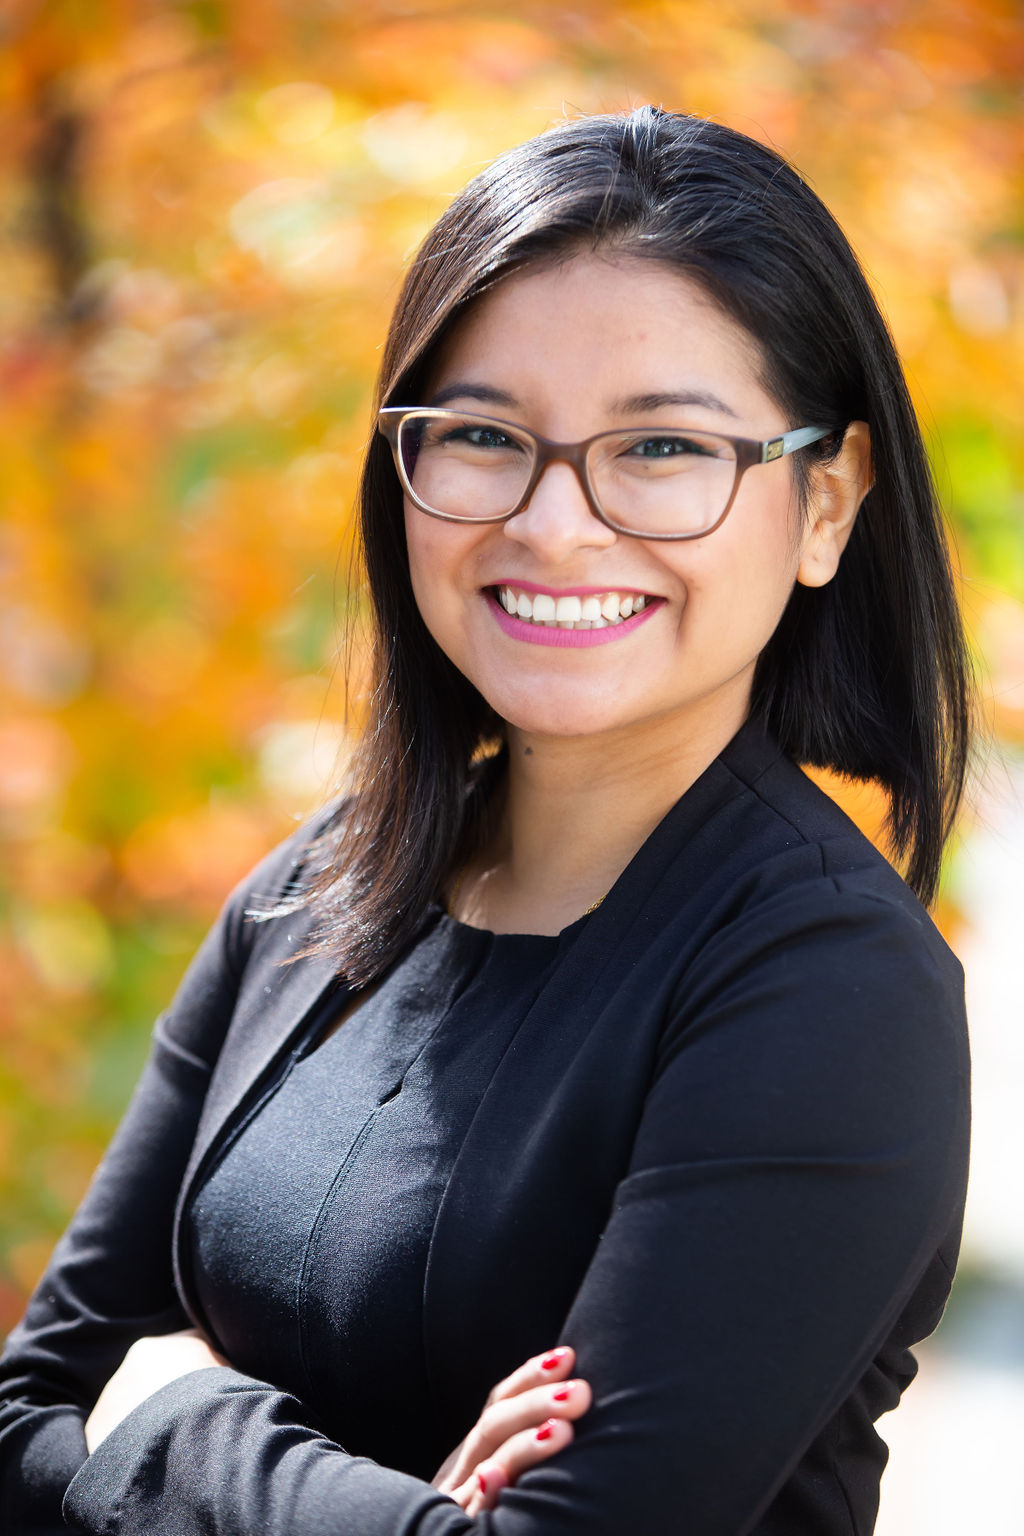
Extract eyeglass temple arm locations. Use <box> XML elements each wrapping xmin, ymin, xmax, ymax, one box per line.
<box><xmin>760</xmin><ymin>424</ymin><xmax>838</xmax><ymax>463</ymax></box>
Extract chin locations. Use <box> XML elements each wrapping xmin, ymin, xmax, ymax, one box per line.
<box><xmin>490</xmin><ymin>696</ymin><xmax>628</xmax><ymax>740</ymax></box>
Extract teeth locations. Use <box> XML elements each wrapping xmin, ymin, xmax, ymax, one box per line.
<box><xmin>495</xmin><ymin>587</ymin><xmax>652</xmax><ymax>631</ymax></box>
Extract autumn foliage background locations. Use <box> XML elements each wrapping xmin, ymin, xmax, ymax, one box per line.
<box><xmin>1</xmin><ymin>0</ymin><xmax>1022</xmax><ymax>1339</ymax></box>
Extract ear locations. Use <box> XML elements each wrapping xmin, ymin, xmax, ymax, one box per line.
<box><xmin>796</xmin><ymin>421</ymin><xmax>873</xmax><ymax>589</ymax></box>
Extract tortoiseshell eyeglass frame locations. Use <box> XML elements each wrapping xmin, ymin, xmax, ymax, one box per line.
<box><xmin>377</xmin><ymin>407</ymin><xmax>840</xmax><ymax>541</ymax></box>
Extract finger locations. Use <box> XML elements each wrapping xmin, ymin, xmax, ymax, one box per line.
<box><xmin>441</xmin><ymin>1345</ymin><xmax>576</xmax><ymax>1493</ymax></box>
<box><xmin>462</xmin><ymin>1460</ymin><xmax>510</xmax><ymax>1515</ymax></box>
<box><xmin>446</xmin><ymin>1375</ymin><xmax>592</xmax><ymax>1491</ymax></box>
<box><xmin>486</xmin><ymin>1345</ymin><xmax>575</xmax><ymax>1406</ymax></box>
<box><xmin>501</xmin><ymin>1415</ymin><xmax>576</xmax><ymax>1483</ymax></box>
<box><xmin>482</xmin><ymin>1375</ymin><xmax>593</xmax><ymax>1442</ymax></box>
<box><xmin>465</xmin><ymin>1417</ymin><xmax>576</xmax><ymax>1512</ymax></box>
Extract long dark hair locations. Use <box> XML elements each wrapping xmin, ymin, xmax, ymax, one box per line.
<box><xmin>272</xmin><ymin>106</ymin><xmax>973</xmax><ymax>984</ymax></box>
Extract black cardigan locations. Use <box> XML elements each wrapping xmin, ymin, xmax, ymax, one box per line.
<box><xmin>0</xmin><ymin>720</ymin><xmax>970</xmax><ymax>1535</ymax></box>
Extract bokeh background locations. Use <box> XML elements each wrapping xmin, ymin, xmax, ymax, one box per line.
<box><xmin>2</xmin><ymin>1</ymin><xmax>1022</xmax><ymax>1529</ymax></box>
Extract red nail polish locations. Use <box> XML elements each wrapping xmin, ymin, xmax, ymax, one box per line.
<box><xmin>535</xmin><ymin>1420</ymin><xmax>556</xmax><ymax>1441</ymax></box>
<box><xmin>552</xmin><ymin>1386</ymin><xmax>571</xmax><ymax>1401</ymax></box>
<box><xmin>477</xmin><ymin>1471</ymin><xmax>488</xmax><ymax>1494</ymax></box>
<box><xmin>540</xmin><ymin>1350</ymin><xmax>566</xmax><ymax>1370</ymax></box>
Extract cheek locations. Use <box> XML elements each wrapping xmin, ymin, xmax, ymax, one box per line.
<box><xmin>403</xmin><ymin>518</ymin><xmax>429</xmax><ymax>618</ymax></box>
<box><xmin>667</xmin><ymin>511</ymin><xmax>803</xmax><ymax>648</ymax></box>
<box><xmin>402</xmin><ymin>505</ymin><xmax>479</xmax><ymax>652</ymax></box>
<box><xmin>403</xmin><ymin>507</ymin><xmax>446</xmax><ymax>619</ymax></box>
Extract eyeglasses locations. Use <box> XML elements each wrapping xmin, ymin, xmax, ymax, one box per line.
<box><xmin>378</xmin><ymin>407</ymin><xmax>838</xmax><ymax>541</ymax></box>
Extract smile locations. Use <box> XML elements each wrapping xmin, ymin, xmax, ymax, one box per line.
<box><xmin>487</xmin><ymin>585</ymin><xmax>662</xmax><ymax>648</ymax></box>
<box><xmin>495</xmin><ymin>585</ymin><xmax>651</xmax><ymax>628</ymax></box>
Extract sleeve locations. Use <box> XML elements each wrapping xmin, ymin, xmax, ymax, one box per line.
<box><xmin>0</xmin><ymin>820</ymin><xmax>324</xmax><ymax>1535</ymax></box>
<box><xmin>58</xmin><ymin>884</ymin><xmax>970</xmax><ymax>1536</ymax></box>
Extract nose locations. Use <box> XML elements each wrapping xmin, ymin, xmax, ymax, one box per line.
<box><xmin>502</xmin><ymin>460</ymin><xmax>617</xmax><ymax>560</ymax></box>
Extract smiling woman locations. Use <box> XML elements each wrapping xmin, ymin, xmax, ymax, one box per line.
<box><xmin>418</xmin><ymin>264</ymin><xmax>858</xmax><ymax>719</ymax></box>
<box><xmin>390</xmin><ymin>255</ymin><xmax>872</xmax><ymax>934</ymax></box>
<box><xmin>0</xmin><ymin>107</ymin><xmax>972</xmax><ymax>1536</ymax></box>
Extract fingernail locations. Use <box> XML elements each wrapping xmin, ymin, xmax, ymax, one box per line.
<box><xmin>535</xmin><ymin>1419</ymin><xmax>557</xmax><ymax>1441</ymax></box>
<box><xmin>552</xmin><ymin>1383</ymin><xmax>574</xmax><ymax>1401</ymax></box>
<box><xmin>540</xmin><ymin>1349</ymin><xmax>568</xmax><ymax>1370</ymax></box>
<box><xmin>477</xmin><ymin>1471</ymin><xmax>488</xmax><ymax>1494</ymax></box>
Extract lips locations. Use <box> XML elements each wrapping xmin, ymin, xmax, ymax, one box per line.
<box><xmin>486</xmin><ymin>585</ymin><xmax>662</xmax><ymax>648</ymax></box>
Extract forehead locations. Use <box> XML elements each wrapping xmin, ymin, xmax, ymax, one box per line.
<box><xmin>423</xmin><ymin>253</ymin><xmax>772</xmax><ymax>418</ymax></box>
<box><xmin>420</xmin><ymin>254</ymin><xmax>779</xmax><ymax>430</ymax></box>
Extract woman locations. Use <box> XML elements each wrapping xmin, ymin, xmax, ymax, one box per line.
<box><xmin>0</xmin><ymin>106</ymin><xmax>971</xmax><ymax>1535</ymax></box>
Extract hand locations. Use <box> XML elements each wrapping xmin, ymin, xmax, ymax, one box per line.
<box><xmin>431</xmin><ymin>1345</ymin><xmax>592</xmax><ymax>1514</ymax></box>
<box><xmin>85</xmin><ymin>1328</ymin><xmax>229</xmax><ymax>1453</ymax></box>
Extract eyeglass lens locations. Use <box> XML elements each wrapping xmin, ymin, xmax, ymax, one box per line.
<box><xmin>397</xmin><ymin>412</ymin><xmax>739</xmax><ymax>536</ymax></box>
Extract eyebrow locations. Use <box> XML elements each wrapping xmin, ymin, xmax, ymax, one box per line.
<box><xmin>426</xmin><ymin>381</ymin><xmax>740</xmax><ymax>419</ymax></box>
<box><xmin>427</xmin><ymin>383</ymin><xmax>517</xmax><ymax>410</ymax></box>
<box><xmin>610</xmin><ymin>389</ymin><xmax>741</xmax><ymax>420</ymax></box>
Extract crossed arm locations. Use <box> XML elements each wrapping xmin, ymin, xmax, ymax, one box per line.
<box><xmin>0</xmin><ymin>850</ymin><xmax>969</xmax><ymax>1536</ymax></box>
<box><xmin>85</xmin><ymin>1333</ymin><xmax>590</xmax><ymax>1517</ymax></box>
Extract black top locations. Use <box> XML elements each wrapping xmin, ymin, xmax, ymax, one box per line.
<box><xmin>0</xmin><ymin>719</ymin><xmax>970</xmax><ymax>1536</ymax></box>
<box><xmin>188</xmin><ymin>915</ymin><xmax>562</xmax><ymax>1476</ymax></box>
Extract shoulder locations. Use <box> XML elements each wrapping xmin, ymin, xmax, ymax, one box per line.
<box><xmin>631</xmin><ymin>737</ymin><xmax>971</xmax><ymax>1191</ymax></box>
<box><xmin>646</xmin><ymin>723</ymin><xmax>968</xmax><ymax>1084</ymax></box>
<box><xmin>697</xmin><ymin>720</ymin><xmax>960</xmax><ymax>972</ymax></box>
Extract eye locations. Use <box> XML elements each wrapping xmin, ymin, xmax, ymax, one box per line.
<box><xmin>623</xmin><ymin>433</ymin><xmax>718</xmax><ymax>459</ymax></box>
<box><xmin>443</xmin><ymin>424</ymin><xmax>524</xmax><ymax>452</ymax></box>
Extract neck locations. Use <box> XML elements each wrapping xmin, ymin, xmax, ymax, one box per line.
<box><xmin>457</xmin><ymin>697</ymin><xmax>751</xmax><ymax>934</ymax></box>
